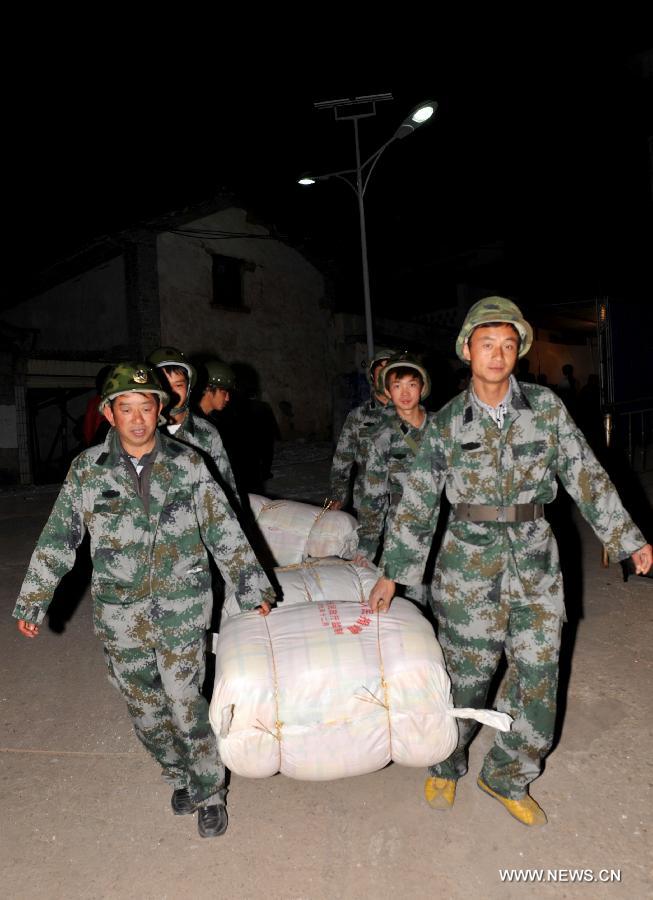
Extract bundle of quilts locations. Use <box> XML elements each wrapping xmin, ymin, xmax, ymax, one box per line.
<box><xmin>273</xmin><ymin>557</ymin><xmax>378</xmax><ymax>607</ymax></box>
<box><xmin>209</xmin><ymin>598</ymin><xmax>511</xmax><ymax>780</ymax></box>
<box><xmin>248</xmin><ymin>495</ymin><xmax>358</xmax><ymax>567</ymax></box>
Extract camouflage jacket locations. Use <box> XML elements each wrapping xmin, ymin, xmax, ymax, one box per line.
<box><xmin>13</xmin><ymin>429</ymin><xmax>272</xmax><ymax>634</ymax></box>
<box><xmin>171</xmin><ymin>412</ymin><xmax>239</xmax><ymax>501</ymax></box>
<box><xmin>380</xmin><ymin>379</ymin><xmax>646</xmax><ymax>615</ymax></box>
<box><xmin>357</xmin><ymin>404</ymin><xmax>435</xmax><ymax>560</ymax></box>
<box><xmin>329</xmin><ymin>398</ymin><xmax>387</xmax><ymax>508</ymax></box>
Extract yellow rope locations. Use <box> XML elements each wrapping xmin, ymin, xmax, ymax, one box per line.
<box><xmin>261</xmin><ymin>616</ymin><xmax>283</xmax><ymax>768</ymax></box>
<box><xmin>276</xmin><ymin>558</ymin><xmax>349</xmax><ymax>573</ymax></box>
<box><xmin>351</xmin><ymin>564</ymin><xmax>367</xmax><ymax>604</ymax></box>
<box><xmin>376</xmin><ymin>611</ymin><xmax>392</xmax><ymax>758</ymax></box>
<box><xmin>354</xmin><ymin>685</ymin><xmax>389</xmax><ymax>710</ymax></box>
<box><xmin>312</xmin><ymin>498</ymin><xmax>334</xmax><ymax>527</ymax></box>
<box><xmin>253</xmin><ymin>720</ymin><xmax>280</xmax><ymax>742</ymax></box>
<box><xmin>353</xmin><ymin>610</ymin><xmax>392</xmax><ymax>758</ymax></box>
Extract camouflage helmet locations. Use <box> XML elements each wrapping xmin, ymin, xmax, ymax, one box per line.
<box><xmin>147</xmin><ymin>346</ymin><xmax>197</xmax><ymax>388</ymax></box>
<box><xmin>98</xmin><ymin>362</ymin><xmax>169</xmax><ymax>411</ymax></box>
<box><xmin>204</xmin><ymin>360</ymin><xmax>236</xmax><ymax>392</ymax></box>
<box><xmin>456</xmin><ymin>296</ymin><xmax>533</xmax><ymax>362</ymax></box>
<box><xmin>379</xmin><ymin>352</ymin><xmax>431</xmax><ymax>400</ymax></box>
<box><xmin>365</xmin><ymin>346</ymin><xmax>397</xmax><ymax>386</ymax></box>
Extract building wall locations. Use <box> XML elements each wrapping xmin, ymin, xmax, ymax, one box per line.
<box><xmin>158</xmin><ymin>208</ymin><xmax>333</xmax><ymax>440</ymax></box>
<box><xmin>3</xmin><ymin>256</ymin><xmax>130</xmax><ymax>356</ymax></box>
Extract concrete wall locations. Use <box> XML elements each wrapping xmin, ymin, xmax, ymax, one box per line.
<box><xmin>3</xmin><ymin>256</ymin><xmax>129</xmax><ymax>356</ymax></box>
<box><xmin>158</xmin><ymin>208</ymin><xmax>333</xmax><ymax>439</ymax></box>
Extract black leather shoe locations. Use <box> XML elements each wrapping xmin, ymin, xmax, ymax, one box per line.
<box><xmin>171</xmin><ymin>788</ymin><xmax>194</xmax><ymax>816</ymax></box>
<box><xmin>197</xmin><ymin>804</ymin><xmax>228</xmax><ymax>838</ymax></box>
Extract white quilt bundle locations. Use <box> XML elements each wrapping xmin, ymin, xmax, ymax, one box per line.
<box><xmin>248</xmin><ymin>495</ymin><xmax>358</xmax><ymax>566</ymax></box>
<box><xmin>209</xmin><ymin>599</ymin><xmax>511</xmax><ymax>781</ymax></box>
<box><xmin>221</xmin><ymin>558</ymin><xmax>379</xmax><ymax>622</ymax></box>
<box><xmin>274</xmin><ymin>558</ymin><xmax>379</xmax><ymax>607</ymax></box>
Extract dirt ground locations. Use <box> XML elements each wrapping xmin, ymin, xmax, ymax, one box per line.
<box><xmin>1</xmin><ymin>452</ymin><xmax>652</xmax><ymax>900</ymax></box>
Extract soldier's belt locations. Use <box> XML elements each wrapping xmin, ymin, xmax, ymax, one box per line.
<box><xmin>453</xmin><ymin>503</ymin><xmax>544</xmax><ymax>523</ymax></box>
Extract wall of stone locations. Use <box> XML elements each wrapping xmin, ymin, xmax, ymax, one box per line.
<box><xmin>158</xmin><ymin>208</ymin><xmax>333</xmax><ymax>439</ymax></box>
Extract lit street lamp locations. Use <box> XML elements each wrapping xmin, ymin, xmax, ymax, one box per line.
<box><xmin>298</xmin><ymin>95</ymin><xmax>437</xmax><ymax>361</ymax></box>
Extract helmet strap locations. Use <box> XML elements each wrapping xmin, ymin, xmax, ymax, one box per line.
<box><xmin>167</xmin><ymin>397</ymin><xmax>190</xmax><ymax>418</ymax></box>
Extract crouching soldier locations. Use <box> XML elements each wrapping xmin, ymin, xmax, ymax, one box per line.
<box><xmin>369</xmin><ymin>298</ymin><xmax>652</xmax><ymax>826</ymax></box>
<box><xmin>13</xmin><ymin>362</ymin><xmax>273</xmax><ymax>838</ymax></box>
<box><xmin>330</xmin><ymin>347</ymin><xmax>396</xmax><ymax>511</ymax></box>
<box><xmin>357</xmin><ymin>353</ymin><xmax>435</xmax><ymax>606</ymax></box>
<box><xmin>148</xmin><ymin>346</ymin><xmax>240</xmax><ymax>508</ymax></box>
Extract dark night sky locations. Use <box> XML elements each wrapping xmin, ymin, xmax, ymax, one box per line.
<box><xmin>4</xmin><ymin>25</ymin><xmax>652</xmax><ymax>315</ymax></box>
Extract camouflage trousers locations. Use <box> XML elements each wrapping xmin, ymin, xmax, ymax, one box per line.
<box><xmin>429</xmin><ymin>567</ymin><xmax>562</xmax><ymax>799</ymax></box>
<box><xmin>102</xmin><ymin>623</ymin><xmax>225</xmax><ymax>808</ymax></box>
<box><xmin>397</xmin><ymin>581</ymin><xmax>430</xmax><ymax>608</ymax></box>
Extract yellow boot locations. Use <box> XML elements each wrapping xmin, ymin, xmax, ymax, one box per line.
<box><xmin>424</xmin><ymin>776</ymin><xmax>457</xmax><ymax>810</ymax></box>
<box><xmin>477</xmin><ymin>777</ymin><xmax>547</xmax><ymax>826</ymax></box>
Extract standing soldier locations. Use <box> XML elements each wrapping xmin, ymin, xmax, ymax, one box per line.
<box><xmin>330</xmin><ymin>347</ymin><xmax>396</xmax><ymax>511</ymax></box>
<box><xmin>198</xmin><ymin>359</ymin><xmax>236</xmax><ymax>418</ymax></box>
<box><xmin>13</xmin><ymin>362</ymin><xmax>273</xmax><ymax>838</ymax></box>
<box><xmin>148</xmin><ymin>347</ymin><xmax>239</xmax><ymax>506</ymax></box>
<box><xmin>369</xmin><ymin>298</ymin><xmax>652</xmax><ymax>825</ymax></box>
<box><xmin>196</xmin><ymin>359</ymin><xmax>242</xmax><ymax>496</ymax></box>
<box><xmin>357</xmin><ymin>353</ymin><xmax>435</xmax><ymax>607</ymax></box>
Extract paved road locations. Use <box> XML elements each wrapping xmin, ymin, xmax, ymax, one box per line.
<box><xmin>1</xmin><ymin>457</ymin><xmax>652</xmax><ymax>899</ymax></box>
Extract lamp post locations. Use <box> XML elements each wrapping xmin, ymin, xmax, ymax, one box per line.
<box><xmin>298</xmin><ymin>95</ymin><xmax>437</xmax><ymax>362</ymax></box>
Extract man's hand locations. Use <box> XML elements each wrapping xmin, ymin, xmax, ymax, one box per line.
<box><xmin>631</xmin><ymin>543</ymin><xmax>653</xmax><ymax>575</ymax></box>
<box><xmin>257</xmin><ymin>601</ymin><xmax>272</xmax><ymax>616</ymax></box>
<box><xmin>17</xmin><ymin>620</ymin><xmax>40</xmax><ymax>638</ymax></box>
<box><xmin>350</xmin><ymin>553</ymin><xmax>370</xmax><ymax>568</ymax></box>
<box><xmin>369</xmin><ymin>577</ymin><xmax>396</xmax><ymax>613</ymax></box>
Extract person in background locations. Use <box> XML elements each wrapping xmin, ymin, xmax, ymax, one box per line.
<box><xmin>198</xmin><ymin>360</ymin><xmax>236</xmax><ymax>419</ymax></box>
<box><xmin>557</xmin><ymin>363</ymin><xmax>578</xmax><ymax>415</ymax></box>
<box><xmin>357</xmin><ymin>353</ymin><xmax>435</xmax><ymax>607</ymax></box>
<box><xmin>329</xmin><ymin>347</ymin><xmax>396</xmax><ymax>511</ymax></box>
<box><xmin>148</xmin><ymin>347</ymin><xmax>239</xmax><ymax>507</ymax></box>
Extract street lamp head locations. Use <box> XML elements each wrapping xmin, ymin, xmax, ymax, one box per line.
<box><xmin>297</xmin><ymin>176</ymin><xmax>316</xmax><ymax>186</ymax></box>
<box><xmin>394</xmin><ymin>100</ymin><xmax>438</xmax><ymax>139</ymax></box>
<box><xmin>411</xmin><ymin>102</ymin><xmax>436</xmax><ymax>124</ymax></box>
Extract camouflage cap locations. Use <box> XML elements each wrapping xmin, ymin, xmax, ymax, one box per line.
<box><xmin>365</xmin><ymin>346</ymin><xmax>397</xmax><ymax>385</ymax></box>
<box><xmin>203</xmin><ymin>360</ymin><xmax>236</xmax><ymax>391</ymax></box>
<box><xmin>147</xmin><ymin>346</ymin><xmax>197</xmax><ymax>388</ymax></box>
<box><xmin>456</xmin><ymin>296</ymin><xmax>533</xmax><ymax>361</ymax></box>
<box><xmin>98</xmin><ymin>362</ymin><xmax>169</xmax><ymax>411</ymax></box>
<box><xmin>380</xmin><ymin>352</ymin><xmax>431</xmax><ymax>400</ymax></box>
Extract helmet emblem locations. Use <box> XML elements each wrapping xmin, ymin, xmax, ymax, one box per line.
<box><xmin>132</xmin><ymin>369</ymin><xmax>148</xmax><ymax>384</ymax></box>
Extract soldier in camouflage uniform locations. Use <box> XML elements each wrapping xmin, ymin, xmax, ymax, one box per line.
<box><xmin>357</xmin><ymin>353</ymin><xmax>435</xmax><ymax>607</ymax></box>
<box><xmin>14</xmin><ymin>362</ymin><xmax>273</xmax><ymax>839</ymax></box>
<box><xmin>148</xmin><ymin>347</ymin><xmax>239</xmax><ymax>506</ymax></box>
<box><xmin>198</xmin><ymin>359</ymin><xmax>236</xmax><ymax>416</ymax></box>
<box><xmin>369</xmin><ymin>298</ymin><xmax>652</xmax><ymax>825</ymax></box>
<box><xmin>330</xmin><ymin>347</ymin><xmax>396</xmax><ymax>511</ymax></box>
